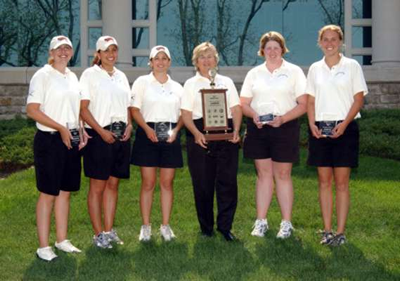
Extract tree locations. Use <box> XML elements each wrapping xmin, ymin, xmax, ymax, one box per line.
<box><xmin>0</xmin><ymin>0</ymin><xmax>80</xmax><ymax>67</ymax></box>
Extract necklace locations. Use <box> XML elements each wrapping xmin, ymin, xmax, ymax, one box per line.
<box><xmin>101</xmin><ymin>65</ymin><xmax>115</xmax><ymax>75</ymax></box>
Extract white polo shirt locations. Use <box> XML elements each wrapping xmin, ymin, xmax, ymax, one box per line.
<box><xmin>131</xmin><ymin>73</ymin><xmax>183</xmax><ymax>123</ymax></box>
<box><xmin>306</xmin><ymin>55</ymin><xmax>368</xmax><ymax>121</ymax></box>
<box><xmin>27</xmin><ymin>64</ymin><xmax>80</xmax><ymax>132</ymax></box>
<box><xmin>80</xmin><ymin>65</ymin><xmax>131</xmax><ymax>127</ymax></box>
<box><xmin>240</xmin><ymin>60</ymin><xmax>306</xmax><ymax>116</ymax></box>
<box><xmin>181</xmin><ymin>72</ymin><xmax>240</xmax><ymax>120</ymax></box>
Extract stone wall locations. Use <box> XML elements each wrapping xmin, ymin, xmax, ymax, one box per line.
<box><xmin>0</xmin><ymin>66</ymin><xmax>399</xmax><ymax>119</ymax></box>
<box><xmin>364</xmin><ymin>83</ymin><xmax>400</xmax><ymax>109</ymax></box>
<box><xmin>0</xmin><ymin>85</ymin><xmax>28</xmax><ymax>120</ymax></box>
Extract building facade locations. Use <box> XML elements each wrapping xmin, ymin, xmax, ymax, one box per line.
<box><xmin>0</xmin><ymin>0</ymin><xmax>400</xmax><ymax>119</ymax></box>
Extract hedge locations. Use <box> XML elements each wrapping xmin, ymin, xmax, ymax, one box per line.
<box><xmin>0</xmin><ymin>109</ymin><xmax>399</xmax><ymax>172</ymax></box>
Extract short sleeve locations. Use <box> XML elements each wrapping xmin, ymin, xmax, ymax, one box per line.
<box><xmin>240</xmin><ymin>70</ymin><xmax>254</xmax><ymax>98</ymax></box>
<box><xmin>294</xmin><ymin>67</ymin><xmax>307</xmax><ymax>98</ymax></box>
<box><xmin>121</xmin><ymin>73</ymin><xmax>131</xmax><ymax>108</ymax></box>
<box><xmin>181</xmin><ymin>81</ymin><xmax>195</xmax><ymax>112</ymax></box>
<box><xmin>131</xmin><ymin>77</ymin><xmax>146</xmax><ymax>109</ymax></box>
<box><xmin>226</xmin><ymin>78</ymin><xmax>240</xmax><ymax>108</ymax></box>
<box><xmin>79</xmin><ymin>70</ymin><xmax>92</xmax><ymax>101</ymax></box>
<box><xmin>351</xmin><ymin>61</ymin><xmax>368</xmax><ymax>96</ymax></box>
<box><xmin>27</xmin><ymin>71</ymin><xmax>46</xmax><ymax>105</ymax></box>
<box><xmin>305</xmin><ymin>64</ymin><xmax>316</xmax><ymax>97</ymax></box>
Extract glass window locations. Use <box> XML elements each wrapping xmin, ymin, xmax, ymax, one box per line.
<box><xmin>155</xmin><ymin>0</ymin><xmax>351</xmax><ymax>66</ymax></box>
<box><xmin>353</xmin><ymin>55</ymin><xmax>372</xmax><ymax>65</ymax></box>
<box><xmin>88</xmin><ymin>0</ymin><xmax>102</xmax><ymax>20</ymax></box>
<box><xmin>0</xmin><ymin>0</ymin><xmax>81</xmax><ymax>67</ymax></box>
<box><xmin>88</xmin><ymin>56</ymin><xmax>95</xmax><ymax>67</ymax></box>
<box><xmin>352</xmin><ymin>0</ymin><xmax>371</xmax><ymax>19</ymax></box>
<box><xmin>133</xmin><ymin>0</ymin><xmax>149</xmax><ymax>20</ymax></box>
<box><xmin>133</xmin><ymin>27</ymin><xmax>150</xmax><ymax>49</ymax></box>
<box><xmin>133</xmin><ymin>56</ymin><xmax>149</xmax><ymax>67</ymax></box>
<box><xmin>89</xmin><ymin>28</ymin><xmax>103</xmax><ymax>49</ymax></box>
<box><xmin>352</xmin><ymin>26</ymin><xmax>372</xmax><ymax>48</ymax></box>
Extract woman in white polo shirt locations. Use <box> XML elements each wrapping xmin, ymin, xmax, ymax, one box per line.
<box><xmin>306</xmin><ymin>25</ymin><xmax>367</xmax><ymax>246</ymax></box>
<box><xmin>80</xmin><ymin>36</ymin><xmax>132</xmax><ymax>249</ymax></box>
<box><xmin>130</xmin><ymin>45</ymin><xmax>183</xmax><ymax>242</ymax></box>
<box><xmin>181</xmin><ymin>42</ymin><xmax>242</xmax><ymax>241</ymax></box>
<box><xmin>27</xmin><ymin>35</ymin><xmax>85</xmax><ymax>261</ymax></box>
<box><xmin>240</xmin><ymin>31</ymin><xmax>307</xmax><ymax>239</ymax></box>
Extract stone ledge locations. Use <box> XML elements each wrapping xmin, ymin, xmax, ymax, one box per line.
<box><xmin>2</xmin><ymin>65</ymin><xmax>400</xmax><ymax>84</ymax></box>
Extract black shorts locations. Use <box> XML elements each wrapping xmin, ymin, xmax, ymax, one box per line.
<box><xmin>33</xmin><ymin>130</ymin><xmax>81</xmax><ymax>196</ymax></box>
<box><xmin>83</xmin><ymin>128</ymin><xmax>131</xmax><ymax>180</ymax></box>
<box><xmin>307</xmin><ymin>121</ymin><xmax>359</xmax><ymax>168</ymax></box>
<box><xmin>131</xmin><ymin>124</ymin><xmax>183</xmax><ymax>168</ymax></box>
<box><xmin>243</xmin><ymin>118</ymin><xmax>300</xmax><ymax>163</ymax></box>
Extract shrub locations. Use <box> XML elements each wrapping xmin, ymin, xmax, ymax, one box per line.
<box><xmin>0</xmin><ymin>127</ymin><xmax>35</xmax><ymax>172</ymax></box>
<box><xmin>0</xmin><ymin>115</ymin><xmax>35</xmax><ymax>139</ymax></box>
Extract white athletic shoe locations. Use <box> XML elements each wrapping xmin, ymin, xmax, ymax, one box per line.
<box><xmin>36</xmin><ymin>246</ymin><xmax>58</xmax><ymax>261</ymax></box>
<box><xmin>251</xmin><ymin>219</ymin><xmax>268</xmax><ymax>237</ymax></box>
<box><xmin>55</xmin><ymin>239</ymin><xmax>81</xmax><ymax>253</ymax></box>
<box><xmin>139</xmin><ymin>225</ymin><xmax>152</xmax><ymax>242</ymax></box>
<box><xmin>276</xmin><ymin>220</ymin><xmax>294</xmax><ymax>239</ymax></box>
<box><xmin>160</xmin><ymin>225</ymin><xmax>176</xmax><ymax>242</ymax></box>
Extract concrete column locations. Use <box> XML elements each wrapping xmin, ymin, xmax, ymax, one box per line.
<box><xmin>102</xmin><ymin>0</ymin><xmax>132</xmax><ymax>67</ymax></box>
<box><xmin>372</xmin><ymin>0</ymin><xmax>400</xmax><ymax>66</ymax></box>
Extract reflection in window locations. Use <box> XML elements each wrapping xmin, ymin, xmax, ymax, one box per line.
<box><xmin>352</xmin><ymin>0</ymin><xmax>371</xmax><ymax>19</ymax></box>
<box><xmin>133</xmin><ymin>0</ymin><xmax>149</xmax><ymax>20</ymax></box>
<box><xmin>133</xmin><ymin>56</ymin><xmax>149</xmax><ymax>67</ymax></box>
<box><xmin>88</xmin><ymin>56</ymin><xmax>94</xmax><ymax>67</ymax></box>
<box><xmin>88</xmin><ymin>0</ymin><xmax>102</xmax><ymax>20</ymax></box>
<box><xmin>352</xmin><ymin>26</ymin><xmax>372</xmax><ymax>48</ymax></box>
<box><xmin>133</xmin><ymin>28</ymin><xmax>149</xmax><ymax>49</ymax></box>
<box><xmin>89</xmin><ymin>27</ymin><xmax>103</xmax><ymax>49</ymax></box>
<box><xmin>353</xmin><ymin>55</ymin><xmax>372</xmax><ymax>65</ymax></box>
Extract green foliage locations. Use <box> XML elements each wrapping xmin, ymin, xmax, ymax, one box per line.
<box><xmin>0</xmin><ymin>115</ymin><xmax>34</xmax><ymax>139</ymax></box>
<box><xmin>1</xmin><ymin>109</ymin><xmax>400</xmax><ymax>173</ymax></box>
<box><xmin>297</xmin><ymin>109</ymin><xmax>400</xmax><ymax>161</ymax></box>
<box><xmin>0</xmin><ymin>127</ymin><xmax>35</xmax><ymax>171</ymax></box>
<box><xmin>358</xmin><ymin>109</ymin><xmax>400</xmax><ymax>160</ymax></box>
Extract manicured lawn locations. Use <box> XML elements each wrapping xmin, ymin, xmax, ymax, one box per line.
<box><xmin>0</xmin><ymin>150</ymin><xmax>399</xmax><ymax>280</ymax></box>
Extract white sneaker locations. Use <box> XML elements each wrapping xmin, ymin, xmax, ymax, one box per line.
<box><xmin>160</xmin><ymin>225</ymin><xmax>176</xmax><ymax>242</ymax></box>
<box><xmin>93</xmin><ymin>232</ymin><xmax>112</xmax><ymax>249</ymax></box>
<box><xmin>36</xmin><ymin>246</ymin><xmax>58</xmax><ymax>261</ymax></box>
<box><xmin>55</xmin><ymin>239</ymin><xmax>82</xmax><ymax>253</ymax></box>
<box><xmin>139</xmin><ymin>225</ymin><xmax>152</xmax><ymax>242</ymax></box>
<box><xmin>276</xmin><ymin>220</ymin><xmax>294</xmax><ymax>239</ymax></box>
<box><xmin>105</xmin><ymin>228</ymin><xmax>124</xmax><ymax>245</ymax></box>
<box><xmin>251</xmin><ymin>219</ymin><xmax>268</xmax><ymax>237</ymax></box>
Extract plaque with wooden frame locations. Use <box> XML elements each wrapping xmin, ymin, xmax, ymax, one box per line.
<box><xmin>201</xmin><ymin>88</ymin><xmax>233</xmax><ymax>141</ymax></box>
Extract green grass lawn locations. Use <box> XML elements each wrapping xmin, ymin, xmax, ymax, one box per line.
<box><xmin>0</xmin><ymin>150</ymin><xmax>399</xmax><ymax>281</ymax></box>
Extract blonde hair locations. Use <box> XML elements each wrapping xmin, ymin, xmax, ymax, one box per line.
<box><xmin>192</xmin><ymin>42</ymin><xmax>219</xmax><ymax>70</ymax></box>
<box><xmin>318</xmin><ymin>25</ymin><xmax>344</xmax><ymax>44</ymax></box>
<box><xmin>258</xmin><ymin>31</ymin><xmax>289</xmax><ymax>57</ymax></box>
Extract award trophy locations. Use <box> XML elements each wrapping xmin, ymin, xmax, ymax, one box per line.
<box><xmin>257</xmin><ymin>102</ymin><xmax>277</xmax><ymax>124</ymax></box>
<box><xmin>154</xmin><ymin>118</ymin><xmax>173</xmax><ymax>142</ymax></box>
<box><xmin>200</xmin><ymin>67</ymin><xmax>233</xmax><ymax>141</ymax></box>
<box><xmin>318</xmin><ymin>113</ymin><xmax>338</xmax><ymax>137</ymax></box>
<box><xmin>110</xmin><ymin>116</ymin><xmax>126</xmax><ymax>140</ymax></box>
<box><xmin>66</xmin><ymin>121</ymin><xmax>80</xmax><ymax>147</ymax></box>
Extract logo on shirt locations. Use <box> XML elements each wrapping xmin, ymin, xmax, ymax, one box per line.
<box><xmin>277</xmin><ymin>74</ymin><xmax>289</xmax><ymax>79</ymax></box>
<box><xmin>335</xmin><ymin>71</ymin><xmax>346</xmax><ymax>77</ymax></box>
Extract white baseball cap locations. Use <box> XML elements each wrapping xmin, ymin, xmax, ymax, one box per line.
<box><xmin>149</xmin><ymin>45</ymin><xmax>171</xmax><ymax>60</ymax></box>
<box><xmin>49</xmin><ymin>36</ymin><xmax>73</xmax><ymax>51</ymax></box>
<box><xmin>96</xmin><ymin>36</ymin><xmax>118</xmax><ymax>51</ymax></box>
